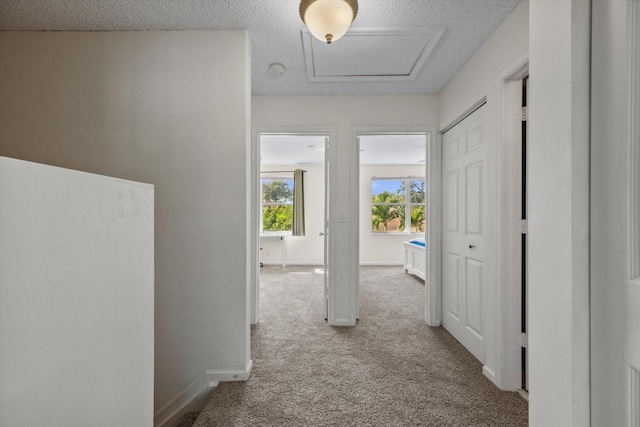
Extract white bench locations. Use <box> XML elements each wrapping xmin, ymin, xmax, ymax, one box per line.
<box><xmin>403</xmin><ymin>239</ymin><xmax>426</xmax><ymax>281</ymax></box>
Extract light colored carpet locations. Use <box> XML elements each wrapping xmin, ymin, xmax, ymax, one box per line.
<box><xmin>191</xmin><ymin>265</ymin><xmax>528</xmax><ymax>426</ymax></box>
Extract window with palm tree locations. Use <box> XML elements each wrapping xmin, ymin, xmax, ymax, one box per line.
<box><xmin>371</xmin><ymin>178</ymin><xmax>425</xmax><ymax>233</ymax></box>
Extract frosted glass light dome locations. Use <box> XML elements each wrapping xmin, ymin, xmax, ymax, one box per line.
<box><xmin>300</xmin><ymin>0</ymin><xmax>358</xmax><ymax>44</ymax></box>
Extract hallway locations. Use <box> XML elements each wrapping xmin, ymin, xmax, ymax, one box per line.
<box><xmin>193</xmin><ymin>266</ymin><xmax>528</xmax><ymax>426</ymax></box>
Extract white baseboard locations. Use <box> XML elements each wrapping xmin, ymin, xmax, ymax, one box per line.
<box><xmin>154</xmin><ymin>360</ymin><xmax>254</xmax><ymax>427</ymax></box>
<box><xmin>482</xmin><ymin>365</ymin><xmax>498</xmax><ymax>386</ymax></box>
<box><xmin>260</xmin><ymin>262</ymin><xmax>322</xmax><ymax>266</ymax></box>
<box><xmin>359</xmin><ymin>262</ymin><xmax>404</xmax><ymax>266</ymax></box>
<box><xmin>154</xmin><ymin>372</ymin><xmax>215</xmax><ymax>427</ymax></box>
<box><xmin>207</xmin><ymin>360</ymin><xmax>254</xmax><ymax>383</ymax></box>
<box><xmin>329</xmin><ymin>318</ymin><xmax>356</xmax><ymax>326</ymax></box>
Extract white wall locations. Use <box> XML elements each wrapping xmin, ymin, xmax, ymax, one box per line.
<box><xmin>0</xmin><ymin>31</ymin><xmax>252</xmax><ymax>420</ymax></box>
<box><xmin>528</xmin><ymin>0</ymin><xmax>591</xmax><ymax>425</ymax></box>
<box><xmin>359</xmin><ymin>164</ymin><xmax>426</xmax><ymax>265</ymax></box>
<box><xmin>0</xmin><ymin>157</ymin><xmax>154</xmax><ymax>426</ymax></box>
<box><xmin>590</xmin><ymin>0</ymin><xmax>633</xmax><ymax>425</ymax></box>
<box><xmin>437</xmin><ymin>0</ymin><xmax>529</xmax><ymax>389</ymax></box>
<box><xmin>253</xmin><ymin>95</ymin><xmax>438</xmax><ymax>325</ymax></box>
<box><xmin>438</xmin><ymin>0</ymin><xmax>529</xmax><ymax>128</ymax></box>
<box><xmin>259</xmin><ymin>164</ymin><xmax>325</xmax><ymax>266</ymax></box>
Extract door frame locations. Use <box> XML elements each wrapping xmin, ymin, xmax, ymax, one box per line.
<box><xmin>435</xmin><ymin>55</ymin><xmax>530</xmax><ymax>391</ymax></box>
<box><xmin>496</xmin><ymin>54</ymin><xmax>529</xmax><ymax>390</ymax></box>
<box><xmin>250</xmin><ymin>127</ymin><xmax>335</xmax><ymax>325</ymax></box>
<box><xmin>350</xmin><ymin>126</ymin><xmax>436</xmax><ymax>323</ymax></box>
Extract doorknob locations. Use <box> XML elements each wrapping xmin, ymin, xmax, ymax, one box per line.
<box><xmin>468</xmin><ymin>245</ymin><xmax>476</xmax><ymax>249</ymax></box>
<box><xmin>319</xmin><ymin>232</ymin><xmax>324</xmax><ymax>236</ymax></box>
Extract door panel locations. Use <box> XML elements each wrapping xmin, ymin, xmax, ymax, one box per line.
<box><xmin>442</xmin><ymin>104</ymin><xmax>487</xmax><ymax>364</ymax></box>
<box><xmin>446</xmin><ymin>252</ymin><xmax>460</xmax><ymax>319</ymax></box>
<box><xmin>466</xmin><ymin>125</ymin><xmax>484</xmax><ymax>153</ymax></box>
<box><xmin>465</xmin><ymin>161</ymin><xmax>483</xmax><ymax>234</ymax></box>
<box><xmin>465</xmin><ymin>258</ymin><xmax>483</xmax><ymax>335</ymax></box>
<box><xmin>447</xmin><ymin>171</ymin><xmax>460</xmax><ymax>231</ymax></box>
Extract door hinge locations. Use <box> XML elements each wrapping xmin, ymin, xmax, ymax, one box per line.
<box><xmin>521</xmin><ymin>106</ymin><xmax>528</xmax><ymax>121</ymax></box>
<box><xmin>521</xmin><ymin>219</ymin><xmax>528</xmax><ymax>234</ymax></box>
<box><xmin>521</xmin><ymin>332</ymin><xmax>528</xmax><ymax>349</ymax></box>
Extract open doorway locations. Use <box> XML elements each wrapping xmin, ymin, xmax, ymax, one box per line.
<box><xmin>355</xmin><ymin>132</ymin><xmax>429</xmax><ymax>320</ymax></box>
<box><xmin>253</xmin><ymin>132</ymin><xmax>331</xmax><ymax>323</ymax></box>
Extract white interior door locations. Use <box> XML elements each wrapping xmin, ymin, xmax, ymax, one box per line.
<box><xmin>324</xmin><ymin>137</ymin><xmax>330</xmax><ymax>320</ymax></box>
<box><xmin>441</xmin><ymin>104</ymin><xmax>487</xmax><ymax>364</ymax></box>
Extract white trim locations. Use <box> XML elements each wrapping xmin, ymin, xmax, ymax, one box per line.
<box><xmin>329</xmin><ymin>318</ymin><xmax>356</xmax><ymax>326</ymax></box>
<box><xmin>494</xmin><ymin>53</ymin><xmax>529</xmax><ymax>391</ymax></box>
<box><xmin>153</xmin><ymin>372</ymin><xmax>215</xmax><ymax>427</ymax></box>
<box><xmin>629</xmin><ymin>4</ymin><xmax>640</xmax><ymax>426</ymax></box>
<box><xmin>207</xmin><ymin>360</ymin><xmax>254</xmax><ymax>383</ymax></box>
<box><xmin>359</xmin><ymin>262</ymin><xmax>404</xmax><ymax>266</ymax></box>
<box><xmin>630</xmin><ymin>364</ymin><xmax>640</xmax><ymax>427</ymax></box>
<box><xmin>427</xmin><ymin>131</ymin><xmax>441</xmax><ymax>326</ymax></box>
<box><xmin>302</xmin><ymin>28</ymin><xmax>445</xmax><ymax>83</ymax></box>
<box><xmin>352</xmin><ymin>127</ymin><xmax>435</xmax><ymax>325</ymax></box>
<box><xmin>370</xmin><ymin>176</ymin><xmax>426</xmax><ymax>234</ymax></box>
<box><xmin>440</xmin><ymin>97</ymin><xmax>488</xmax><ymax>135</ymax></box>
<box><xmin>483</xmin><ymin>365</ymin><xmax>497</xmax><ymax>384</ymax></box>
<box><xmin>325</xmin><ymin>130</ymin><xmax>344</xmax><ymax>325</ymax></box>
<box><xmin>250</xmin><ymin>128</ymin><xmax>261</xmax><ymax>325</ymax></box>
<box><xmin>252</xmin><ymin>127</ymin><xmax>336</xmax><ymax>325</ymax></box>
<box><xmin>351</xmin><ymin>133</ymin><xmax>361</xmax><ymax>320</ymax></box>
<box><xmin>154</xmin><ymin>360</ymin><xmax>254</xmax><ymax>427</ymax></box>
<box><xmin>260</xmin><ymin>262</ymin><xmax>323</xmax><ymax>266</ymax></box>
<box><xmin>629</xmin><ymin>0</ymin><xmax>640</xmax><ymax>281</ymax></box>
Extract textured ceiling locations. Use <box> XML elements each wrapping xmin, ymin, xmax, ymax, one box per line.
<box><xmin>0</xmin><ymin>0</ymin><xmax>521</xmax><ymax>96</ymax></box>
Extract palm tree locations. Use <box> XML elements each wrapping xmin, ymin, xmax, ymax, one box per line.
<box><xmin>371</xmin><ymin>191</ymin><xmax>401</xmax><ymax>232</ymax></box>
<box><xmin>411</xmin><ymin>206</ymin><xmax>426</xmax><ymax>232</ymax></box>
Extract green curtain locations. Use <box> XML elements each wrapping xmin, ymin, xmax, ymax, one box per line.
<box><xmin>292</xmin><ymin>169</ymin><xmax>305</xmax><ymax>236</ymax></box>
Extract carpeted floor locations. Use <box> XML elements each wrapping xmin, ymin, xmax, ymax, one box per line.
<box><xmin>190</xmin><ymin>265</ymin><xmax>528</xmax><ymax>426</ymax></box>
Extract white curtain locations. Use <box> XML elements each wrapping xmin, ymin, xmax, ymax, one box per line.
<box><xmin>292</xmin><ymin>169</ymin><xmax>305</xmax><ymax>236</ymax></box>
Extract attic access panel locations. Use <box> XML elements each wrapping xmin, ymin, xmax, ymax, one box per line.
<box><xmin>302</xmin><ymin>28</ymin><xmax>445</xmax><ymax>82</ymax></box>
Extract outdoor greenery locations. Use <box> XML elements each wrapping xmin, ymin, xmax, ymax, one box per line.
<box><xmin>371</xmin><ymin>179</ymin><xmax>426</xmax><ymax>233</ymax></box>
<box><xmin>262</xmin><ymin>205</ymin><xmax>293</xmax><ymax>231</ymax></box>
<box><xmin>262</xmin><ymin>179</ymin><xmax>293</xmax><ymax>231</ymax></box>
<box><xmin>371</xmin><ymin>191</ymin><xmax>403</xmax><ymax>232</ymax></box>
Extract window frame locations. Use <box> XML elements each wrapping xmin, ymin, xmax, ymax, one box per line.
<box><xmin>260</xmin><ymin>176</ymin><xmax>294</xmax><ymax>235</ymax></box>
<box><xmin>370</xmin><ymin>176</ymin><xmax>426</xmax><ymax>234</ymax></box>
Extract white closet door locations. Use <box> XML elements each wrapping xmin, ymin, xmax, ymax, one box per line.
<box><xmin>441</xmin><ymin>105</ymin><xmax>487</xmax><ymax>363</ymax></box>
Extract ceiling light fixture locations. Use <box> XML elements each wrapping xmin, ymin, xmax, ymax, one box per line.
<box><xmin>299</xmin><ymin>0</ymin><xmax>358</xmax><ymax>44</ymax></box>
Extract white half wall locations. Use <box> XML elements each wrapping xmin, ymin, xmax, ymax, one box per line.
<box><xmin>0</xmin><ymin>31</ymin><xmax>252</xmax><ymax>417</ymax></box>
<box><xmin>253</xmin><ymin>95</ymin><xmax>438</xmax><ymax>325</ymax></box>
<box><xmin>437</xmin><ymin>0</ymin><xmax>529</xmax><ymax>389</ymax></box>
<box><xmin>0</xmin><ymin>157</ymin><xmax>154</xmax><ymax>426</ymax></box>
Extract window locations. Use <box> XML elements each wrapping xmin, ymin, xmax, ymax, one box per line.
<box><xmin>261</xmin><ymin>178</ymin><xmax>293</xmax><ymax>233</ymax></box>
<box><xmin>371</xmin><ymin>178</ymin><xmax>425</xmax><ymax>233</ymax></box>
